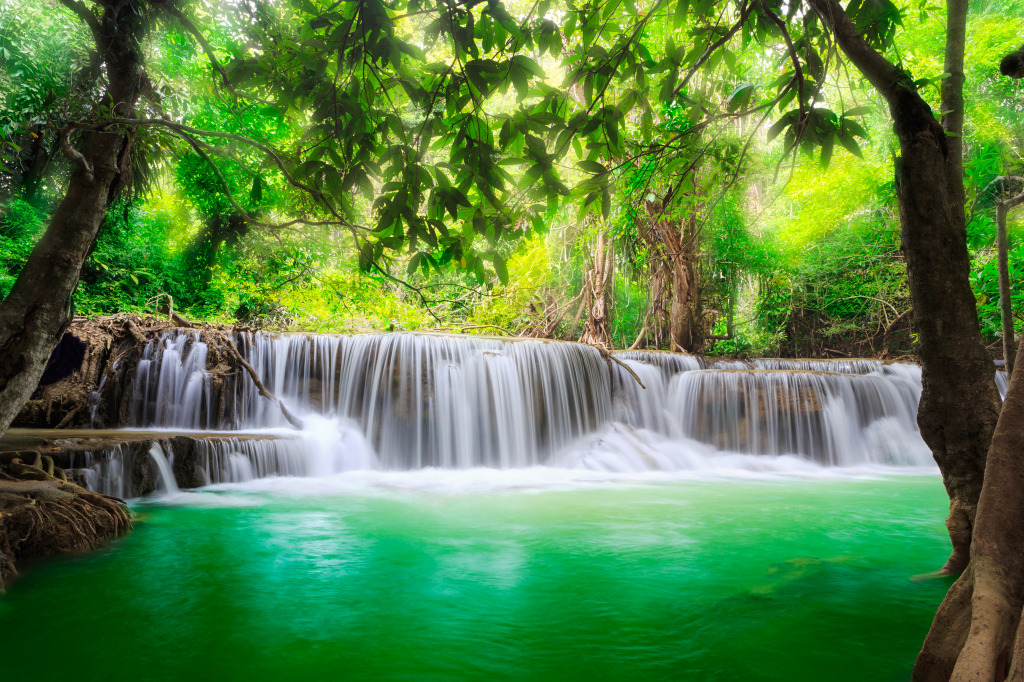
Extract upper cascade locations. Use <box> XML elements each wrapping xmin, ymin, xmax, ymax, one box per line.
<box><xmin>118</xmin><ymin>331</ymin><xmax>932</xmax><ymax>470</ymax></box>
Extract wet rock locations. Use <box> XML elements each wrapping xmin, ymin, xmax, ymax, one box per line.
<box><xmin>168</xmin><ymin>436</ymin><xmax>206</xmax><ymax>489</ymax></box>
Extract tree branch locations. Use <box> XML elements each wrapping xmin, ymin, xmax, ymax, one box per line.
<box><xmin>60</xmin><ymin>127</ymin><xmax>93</xmax><ymax>182</ymax></box>
<box><xmin>56</xmin><ymin>0</ymin><xmax>102</xmax><ymax>45</ymax></box>
<box><xmin>806</xmin><ymin>0</ymin><xmax>913</xmax><ymax>102</ymax></box>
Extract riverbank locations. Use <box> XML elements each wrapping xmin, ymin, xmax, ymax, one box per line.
<box><xmin>0</xmin><ymin>451</ymin><xmax>130</xmax><ymax>591</ymax></box>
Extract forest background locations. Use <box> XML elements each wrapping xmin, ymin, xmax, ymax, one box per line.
<box><xmin>1</xmin><ymin>0</ymin><xmax>1021</xmax><ymax>358</ymax></box>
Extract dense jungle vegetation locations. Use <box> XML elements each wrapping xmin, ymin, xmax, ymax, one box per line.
<box><xmin>2</xmin><ymin>0</ymin><xmax>1019</xmax><ymax>358</ymax></box>
<box><xmin>2</xmin><ymin>0</ymin><xmax>1024</xmax><ymax>676</ymax></box>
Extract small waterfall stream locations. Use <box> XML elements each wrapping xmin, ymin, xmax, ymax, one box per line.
<box><xmin>93</xmin><ymin>330</ymin><xmax>934</xmax><ymax>488</ymax></box>
<box><xmin>148</xmin><ymin>443</ymin><xmax>179</xmax><ymax>495</ymax></box>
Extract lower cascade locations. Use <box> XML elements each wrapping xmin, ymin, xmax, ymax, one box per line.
<box><xmin>70</xmin><ymin>330</ymin><xmax>935</xmax><ymax>491</ymax></box>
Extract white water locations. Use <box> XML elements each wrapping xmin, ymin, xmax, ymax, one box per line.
<box><xmin>102</xmin><ymin>331</ymin><xmax>935</xmax><ymax>487</ymax></box>
<box><xmin>996</xmin><ymin>370</ymin><xmax>1009</xmax><ymax>400</ymax></box>
<box><xmin>148</xmin><ymin>443</ymin><xmax>179</xmax><ymax>495</ymax></box>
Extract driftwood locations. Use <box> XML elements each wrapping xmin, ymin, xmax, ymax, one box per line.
<box><xmin>584</xmin><ymin>342</ymin><xmax>646</xmax><ymax>389</ymax></box>
<box><xmin>217</xmin><ymin>336</ymin><xmax>305</xmax><ymax>430</ymax></box>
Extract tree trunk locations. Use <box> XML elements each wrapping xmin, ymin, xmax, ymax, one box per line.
<box><xmin>668</xmin><ymin>251</ymin><xmax>692</xmax><ymax>352</ymax></box>
<box><xmin>894</xmin><ymin>115</ymin><xmax>1000</xmax><ymax>574</ymax></box>
<box><xmin>914</xmin><ymin>335</ymin><xmax>1024</xmax><ymax>680</ymax></box>
<box><xmin>997</xmin><ymin>194</ymin><xmax>1024</xmax><ymax>376</ymax></box>
<box><xmin>0</xmin><ymin>0</ymin><xmax>149</xmax><ymax>437</ymax></box>
<box><xmin>809</xmin><ymin>0</ymin><xmax>1001</xmax><ymax>576</ymax></box>
<box><xmin>644</xmin><ymin>201</ymin><xmax>701</xmax><ymax>353</ymax></box>
<box><xmin>940</xmin><ymin>0</ymin><xmax>967</xmax><ymax>213</ymax></box>
<box><xmin>579</xmin><ymin>232</ymin><xmax>614</xmax><ymax>346</ymax></box>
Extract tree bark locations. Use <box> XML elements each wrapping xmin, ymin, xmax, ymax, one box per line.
<box><xmin>940</xmin><ymin>0</ymin><xmax>968</xmax><ymax>212</ymax></box>
<box><xmin>996</xmin><ymin>193</ymin><xmax>1023</xmax><ymax>377</ymax></box>
<box><xmin>0</xmin><ymin>0</ymin><xmax>151</xmax><ymax>437</ymax></box>
<box><xmin>808</xmin><ymin>0</ymin><xmax>1001</xmax><ymax>573</ymax></box>
<box><xmin>914</xmin><ymin>335</ymin><xmax>1024</xmax><ymax>680</ymax></box>
<box><xmin>579</xmin><ymin>232</ymin><xmax>614</xmax><ymax>346</ymax></box>
<box><xmin>643</xmin><ymin>201</ymin><xmax>702</xmax><ymax>353</ymax></box>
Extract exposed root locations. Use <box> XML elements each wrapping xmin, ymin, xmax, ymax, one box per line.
<box><xmin>54</xmin><ymin>405</ymin><xmax>82</xmax><ymax>429</ymax></box>
<box><xmin>0</xmin><ymin>452</ymin><xmax>131</xmax><ymax>591</ymax></box>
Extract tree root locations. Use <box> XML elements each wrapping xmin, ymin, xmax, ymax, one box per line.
<box><xmin>0</xmin><ymin>452</ymin><xmax>131</xmax><ymax>591</ymax></box>
<box><xmin>915</xmin><ymin>337</ymin><xmax>1024</xmax><ymax>680</ymax></box>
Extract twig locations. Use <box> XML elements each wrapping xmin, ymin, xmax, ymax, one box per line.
<box><xmin>585</xmin><ymin>343</ymin><xmax>646</xmax><ymax>389</ymax></box>
<box><xmin>221</xmin><ymin>338</ymin><xmax>305</xmax><ymax>430</ymax></box>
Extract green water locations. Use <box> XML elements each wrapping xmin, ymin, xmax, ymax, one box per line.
<box><xmin>0</xmin><ymin>474</ymin><xmax>951</xmax><ymax>681</ymax></box>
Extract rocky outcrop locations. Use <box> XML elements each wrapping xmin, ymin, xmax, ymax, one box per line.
<box><xmin>11</xmin><ymin>314</ymin><xmax>264</xmax><ymax>431</ymax></box>
<box><xmin>13</xmin><ymin>315</ymin><xmax>163</xmax><ymax>429</ymax></box>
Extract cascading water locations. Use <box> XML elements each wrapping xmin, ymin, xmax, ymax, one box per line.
<box><xmin>148</xmin><ymin>443</ymin><xmax>179</xmax><ymax>495</ymax></box>
<box><xmin>112</xmin><ymin>331</ymin><xmax>933</xmax><ymax>480</ymax></box>
<box><xmin>996</xmin><ymin>370</ymin><xmax>1009</xmax><ymax>400</ymax></box>
<box><xmin>665</xmin><ymin>367</ymin><xmax>927</xmax><ymax>465</ymax></box>
<box><xmin>62</xmin><ymin>435</ymin><xmax>334</xmax><ymax>497</ymax></box>
<box><xmin>130</xmin><ymin>333</ymin><xmax>217</xmax><ymax>429</ymax></box>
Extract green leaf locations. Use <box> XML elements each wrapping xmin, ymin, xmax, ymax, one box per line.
<box><xmin>843</xmin><ymin>105</ymin><xmax>873</xmax><ymax>117</ymax></box>
<box><xmin>659</xmin><ymin>69</ymin><xmax>678</xmax><ymax>103</ymax></box>
<box><xmin>819</xmin><ymin>131</ymin><xmax>834</xmax><ymax>170</ymax></box>
<box><xmin>673</xmin><ymin>0</ymin><xmax>690</xmax><ymax>28</ymax></box>
<box><xmin>511</xmin><ymin>55</ymin><xmax>546</xmax><ymax>78</ymax></box>
<box><xmin>407</xmin><ymin>252</ymin><xmax>422</xmax><ymax>275</ymax></box>
<box><xmin>726</xmin><ymin>82</ymin><xmax>755</xmax><ymax>113</ymax></box>
<box><xmin>358</xmin><ymin>242</ymin><xmax>373</xmax><ymax>271</ymax></box>
<box><xmin>766</xmin><ymin>116</ymin><xmax>791</xmax><ymax>142</ymax></box>
<box><xmin>837</xmin><ymin>132</ymin><xmax>864</xmax><ymax>158</ymax></box>
<box><xmin>578</xmin><ymin>160</ymin><xmax>607</xmax><ymax>174</ymax></box>
<box><xmin>841</xmin><ymin>119</ymin><xmax>869</xmax><ymax>139</ymax></box>
<box><xmin>492</xmin><ymin>254</ymin><xmax>509</xmax><ymax>284</ymax></box>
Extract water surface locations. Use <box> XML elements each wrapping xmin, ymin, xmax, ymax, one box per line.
<box><xmin>0</xmin><ymin>472</ymin><xmax>950</xmax><ymax>681</ymax></box>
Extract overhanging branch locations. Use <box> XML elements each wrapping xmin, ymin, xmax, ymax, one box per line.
<box><xmin>56</xmin><ymin>0</ymin><xmax>103</xmax><ymax>46</ymax></box>
<box><xmin>805</xmin><ymin>0</ymin><xmax>912</xmax><ymax>103</ymax></box>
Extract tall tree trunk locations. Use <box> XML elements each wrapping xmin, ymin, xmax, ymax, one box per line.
<box><xmin>808</xmin><ymin>0</ymin><xmax>1000</xmax><ymax>574</ymax></box>
<box><xmin>644</xmin><ymin>201</ymin><xmax>702</xmax><ymax>353</ymax></box>
<box><xmin>579</xmin><ymin>232</ymin><xmax>614</xmax><ymax>346</ymax></box>
<box><xmin>996</xmin><ymin>194</ymin><xmax>1023</xmax><ymax>376</ymax></box>
<box><xmin>668</xmin><ymin>248</ymin><xmax>692</xmax><ymax>352</ymax></box>
<box><xmin>0</xmin><ymin>0</ymin><xmax>150</xmax><ymax>436</ymax></box>
<box><xmin>940</xmin><ymin>0</ymin><xmax>967</xmax><ymax>212</ymax></box>
<box><xmin>914</xmin><ymin>335</ymin><xmax>1024</xmax><ymax>680</ymax></box>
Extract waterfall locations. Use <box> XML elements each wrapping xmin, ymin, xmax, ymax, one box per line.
<box><xmin>996</xmin><ymin>370</ymin><xmax>1008</xmax><ymax>400</ymax></box>
<box><xmin>117</xmin><ymin>331</ymin><xmax>932</xmax><ymax>472</ymax></box>
<box><xmin>148</xmin><ymin>443</ymin><xmax>179</xmax><ymax>495</ymax></box>
<box><xmin>666</xmin><ymin>368</ymin><xmax>926</xmax><ymax>465</ymax></box>
<box><xmin>62</xmin><ymin>436</ymin><xmax>322</xmax><ymax>497</ymax></box>
<box><xmin>129</xmin><ymin>332</ymin><xmax>216</xmax><ymax>429</ymax></box>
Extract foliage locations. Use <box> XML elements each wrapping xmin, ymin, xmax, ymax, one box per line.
<box><xmin>465</xmin><ymin>237</ymin><xmax>551</xmax><ymax>334</ymax></box>
<box><xmin>0</xmin><ymin>0</ymin><xmax>1020</xmax><ymax>356</ymax></box>
<box><xmin>0</xmin><ymin>198</ymin><xmax>44</xmax><ymax>299</ymax></box>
